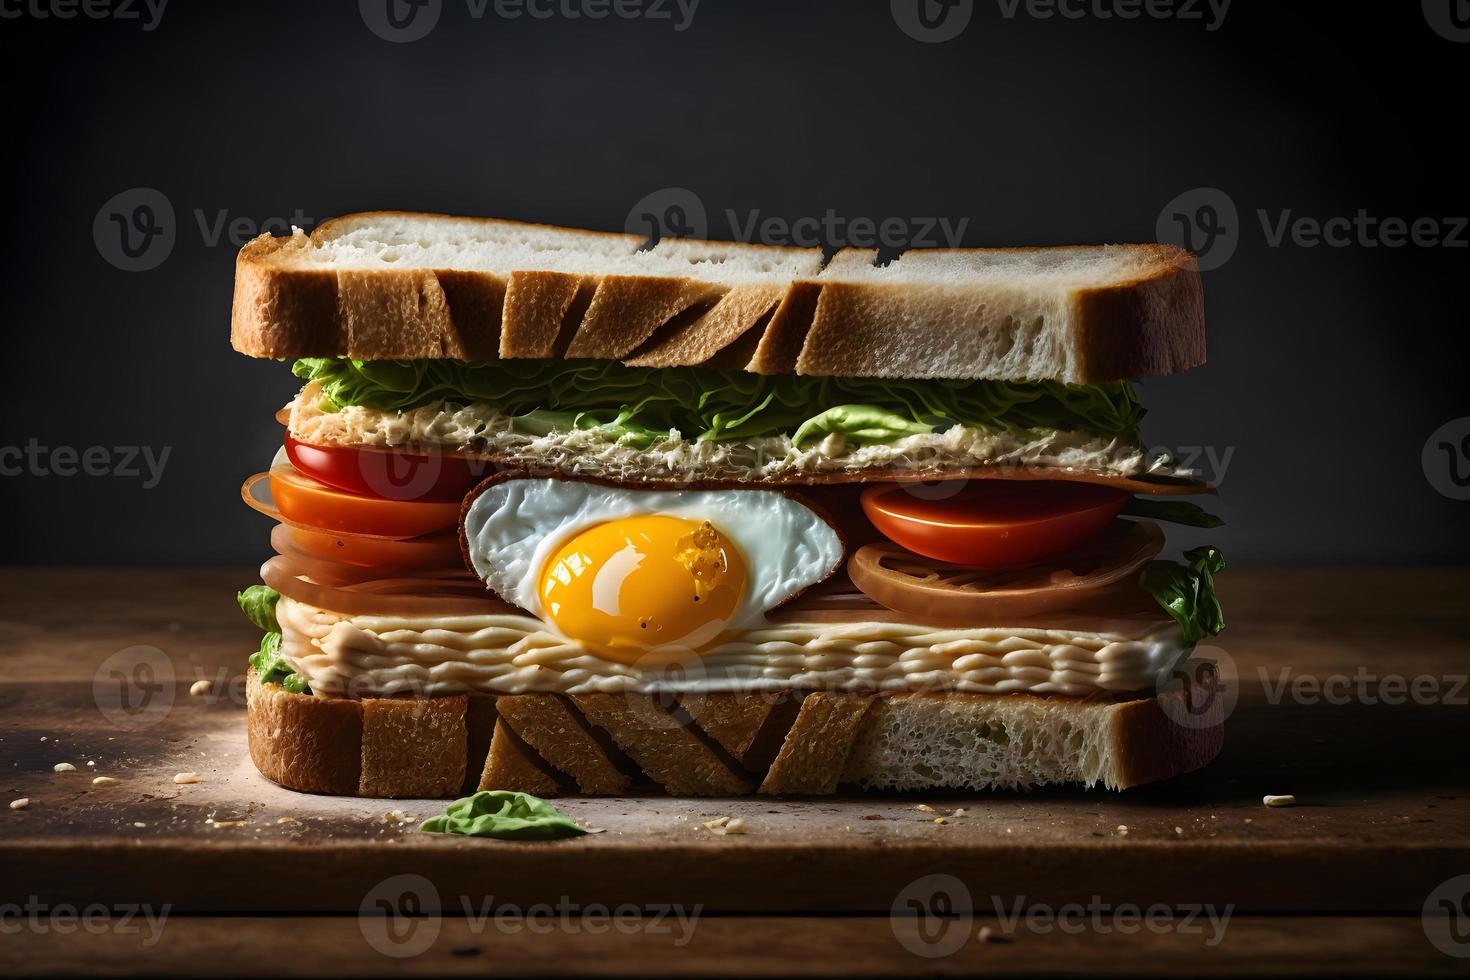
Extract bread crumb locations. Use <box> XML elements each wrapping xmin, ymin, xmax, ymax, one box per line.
<box><xmin>383</xmin><ymin>810</ymin><xmax>414</xmax><ymax>824</ymax></box>
<box><xmin>933</xmin><ymin>817</ymin><xmax>948</xmax><ymax>825</ymax></box>
<box><xmin>174</xmin><ymin>772</ymin><xmax>206</xmax><ymax>785</ymax></box>
<box><xmin>1174</xmin><ymin>826</ymin><xmax>1184</xmax><ymax>835</ymax></box>
<box><xmin>87</xmin><ymin>761</ymin><xmax>96</xmax><ymax>767</ymax></box>
<box><xmin>723</xmin><ymin>818</ymin><xmax>747</xmax><ymax>835</ymax></box>
<box><xmin>53</xmin><ymin>763</ymin><xmax>76</xmax><ymax>773</ymax></box>
<box><xmin>132</xmin><ymin>821</ymin><xmax>147</xmax><ymax>828</ymax></box>
<box><xmin>1264</xmin><ymin>794</ymin><xmax>1296</xmax><ymax>808</ymax></box>
<box><xmin>700</xmin><ymin>817</ymin><xmax>730</xmax><ymax>832</ymax></box>
<box><xmin>189</xmin><ymin>680</ymin><xmax>213</xmax><ymax>697</ymax></box>
<box><xmin>276</xmin><ymin>816</ymin><xmax>299</xmax><ymax>825</ymax></box>
<box><xmin>978</xmin><ymin>926</ymin><xmax>994</xmax><ymax>943</ymax></box>
<box><xmin>91</xmin><ymin>776</ymin><xmax>120</xmax><ymax>787</ymax></box>
<box><xmin>915</xmin><ymin>804</ymin><xmax>936</xmax><ymax>813</ymax></box>
<box><xmin>9</xmin><ymin>798</ymin><xmax>30</xmax><ymax>810</ymax></box>
<box><xmin>1116</xmin><ymin>824</ymin><xmax>1129</xmax><ymax>835</ymax></box>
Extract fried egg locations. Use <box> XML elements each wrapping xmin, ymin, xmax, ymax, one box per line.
<box><xmin>462</xmin><ymin>479</ymin><xmax>843</xmax><ymax>664</ymax></box>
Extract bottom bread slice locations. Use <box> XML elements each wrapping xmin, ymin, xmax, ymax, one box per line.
<box><xmin>246</xmin><ymin>672</ymin><xmax>1223</xmax><ymax>799</ymax></box>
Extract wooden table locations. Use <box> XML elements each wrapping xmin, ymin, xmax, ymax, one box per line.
<box><xmin>2</xmin><ymin>568</ymin><xmax>1467</xmax><ymax>976</ymax></box>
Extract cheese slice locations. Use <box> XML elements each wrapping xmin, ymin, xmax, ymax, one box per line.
<box><xmin>276</xmin><ymin>596</ymin><xmax>1185</xmax><ymax>700</ymax></box>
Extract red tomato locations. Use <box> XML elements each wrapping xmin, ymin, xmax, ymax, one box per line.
<box><xmin>284</xmin><ymin>433</ymin><xmax>489</xmax><ymax>503</ymax></box>
<box><xmin>860</xmin><ymin>481</ymin><xmax>1130</xmax><ymax>567</ymax></box>
<box><xmin>268</xmin><ymin>464</ymin><xmax>461</xmax><ymax>539</ymax></box>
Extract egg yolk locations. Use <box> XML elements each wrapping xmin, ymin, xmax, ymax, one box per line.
<box><xmin>539</xmin><ymin>515</ymin><xmax>748</xmax><ymax>665</ymax></box>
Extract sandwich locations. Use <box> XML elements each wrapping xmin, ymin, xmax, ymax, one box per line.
<box><xmin>232</xmin><ymin>212</ymin><xmax>1227</xmax><ymax>799</ymax></box>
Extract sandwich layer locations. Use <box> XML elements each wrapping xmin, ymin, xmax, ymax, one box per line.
<box><xmin>287</xmin><ymin>381</ymin><xmax>1195</xmax><ymax>487</ymax></box>
<box><xmin>232</xmin><ymin>213</ymin><xmax>1206</xmax><ymax>384</ymax></box>
<box><xmin>246</xmin><ymin>676</ymin><xmax>1224</xmax><ymax>798</ymax></box>
<box><xmin>274</xmin><ymin>595</ymin><xmax>1186</xmax><ymax>700</ymax></box>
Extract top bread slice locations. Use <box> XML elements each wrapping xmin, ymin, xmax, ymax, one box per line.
<box><xmin>231</xmin><ymin>212</ymin><xmax>1205</xmax><ymax>384</ymax></box>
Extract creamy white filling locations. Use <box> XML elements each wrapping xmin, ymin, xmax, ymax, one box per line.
<box><xmin>287</xmin><ymin>383</ymin><xmax>1191</xmax><ymax>483</ymax></box>
<box><xmin>276</xmin><ymin>596</ymin><xmax>1186</xmax><ymax>699</ymax></box>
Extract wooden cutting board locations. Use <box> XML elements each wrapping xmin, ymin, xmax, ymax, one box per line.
<box><xmin>1</xmin><ymin>568</ymin><xmax>1467</xmax><ymax>974</ymax></box>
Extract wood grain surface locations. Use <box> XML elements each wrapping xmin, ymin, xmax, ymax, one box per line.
<box><xmin>2</xmin><ymin>567</ymin><xmax>1468</xmax><ymax>975</ymax></box>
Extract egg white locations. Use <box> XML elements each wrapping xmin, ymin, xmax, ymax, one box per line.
<box><xmin>462</xmin><ymin>479</ymin><xmax>843</xmax><ymax>628</ymax></box>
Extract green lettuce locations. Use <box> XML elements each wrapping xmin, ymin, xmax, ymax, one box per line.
<box><xmin>236</xmin><ymin>585</ymin><xmax>281</xmax><ymax>632</ymax></box>
<box><xmin>246</xmin><ymin>631</ymin><xmax>309</xmax><ymax>694</ymax></box>
<box><xmin>292</xmin><ymin>358</ymin><xmax>1144</xmax><ymax>448</ymax></box>
<box><xmin>1122</xmin><ymin>498</ymin><xmax>1225</xmax><ymax>528</ymax></box>
<box><xmin>1140</xmin><ymin>546</ymin><xmax>1227</xmax><ymax>646</ymax></box>
<box><xmin>420</xmin><ymin>791</ymin><xmax>587</xmax><ymax>840</ymax></box>
<box><xmin>237</xmin><ymin>585</ymin><xmax>310</xmax><ymax>694</ymax></box>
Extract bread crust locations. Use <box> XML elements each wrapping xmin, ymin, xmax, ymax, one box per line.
<box><xmin>246</xmin><ymin>679</ymin><xmax>1223</xmax><ymax>799</ymax></box>
<box><xmin>231</xmin><ymin>215</ymin><xmax>1205</xmax><ymax>383</ymax></box>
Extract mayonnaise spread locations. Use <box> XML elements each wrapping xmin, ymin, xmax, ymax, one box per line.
<box><xmin>276</xmin><ymin>596</ymin><xmax>1185</xmax><ymax>699</ymax></box>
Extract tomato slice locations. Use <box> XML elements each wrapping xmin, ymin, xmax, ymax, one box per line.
<box><xmin>268</xmin><ymin>463</ymin><xmax>461</xmax><ymax>538</ymax></box>
<box><xmin>860</xmin><ymin>481</ymin><xmax>1130</xmax><ymax>567</ymax></box>
<box><xmin>274</xmin><ymin>523</ymin><xmax>465</xmax><ymax>570</ymax></box>
<box><xmin>284</xmin><ymin>433</ymin><xmax>490</xmax><ymax>503</ymax></box>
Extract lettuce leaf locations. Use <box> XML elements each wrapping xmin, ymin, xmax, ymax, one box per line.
<box><xmin>246</xmin><ymin>631</ymin><xmax>309</xmax><ymax>694</ymax></box>
<box><xmin>419</xmin><ymin>791</ymin><xmax>587</xmax><ymax>840</ymax></box>
<box><xmin>236</xmin><ymin>585</ymin><xmax>281</xmax><ymax>632</ymax></box>
<box><xmin>238</xmin><ymin>585</ymin><xmax>309</xmax><ymax>694</ymax></box>
<box><xmin>1140</xmin><ymin>546</ymin><xmax>1227</xmax><ymax>646</ymax></box>
<box><xmin>293</xmin><ymin>358</ymin><xmax>1144</xmax><ymax>447</ymax></box>
<box><xmin>1122</xmin><ymin>498</ymin><xmax>1225</xmax><ymax>528</ymax></box>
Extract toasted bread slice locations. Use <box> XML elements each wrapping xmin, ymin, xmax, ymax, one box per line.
<box><xmin>494</xmin><ymin>694</ymin><xmax>631</xmax><ymax>796</ymax></box>
<box><xmin>478</xmin><ymin>719</ymin><xmax>561</xmax><ymax>797</ymax></box>
<box><xmin>759</xmin><ymin>693</ymin><xmax>874</xmax><ymax>796</ymax></box>
<box><xmin>232</xmin><ymin>212</ymin><xmax>1204</xmax><ymax>383</ymax></box>
<box><xmin>567</xmin><ymin>694</ymin><xmax>754</xmax><ymax>797</ymax></box>
<box><xmin>359</xmin><ymin>695</ymin><xmax>468</xmax><ymax>799</ymax></box>
<box><xmin>246</xmin><ymin>678</ymin><xmax>1222</xmax><ymax>799</ymax></box>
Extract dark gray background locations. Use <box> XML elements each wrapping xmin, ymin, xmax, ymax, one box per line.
<box><xmin>2</xmin><ymin>0</ymin><xmax>1466</xmax><ymax>566</ymax></box>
